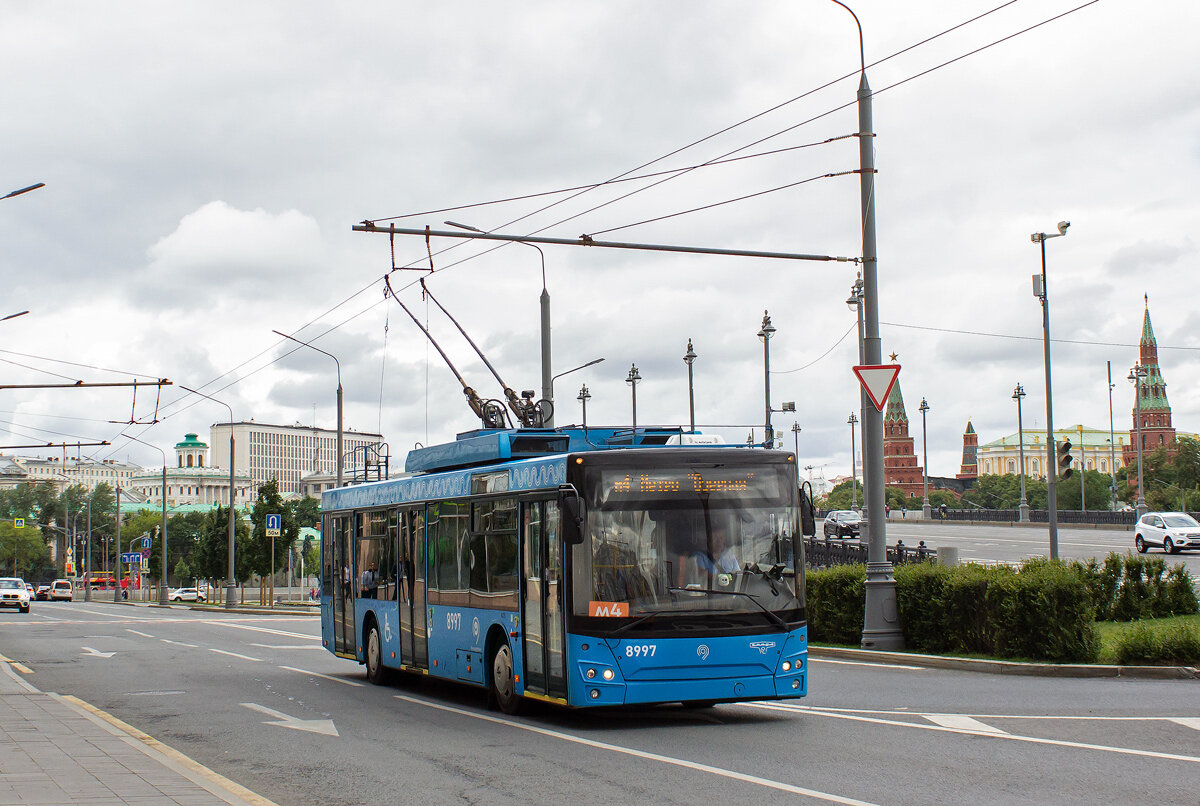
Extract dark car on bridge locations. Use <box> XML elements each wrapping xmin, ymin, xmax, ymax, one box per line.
<box><xmin>823</xmin><ymin>510</ymin><xmax>862</xmax><ymax>539</ymax></box>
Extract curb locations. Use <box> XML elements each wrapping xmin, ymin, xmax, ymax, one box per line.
<box><xmin>809</xmin><ymin>645</ymin><xmax>1200</xmax><ymax>679</ymax></box>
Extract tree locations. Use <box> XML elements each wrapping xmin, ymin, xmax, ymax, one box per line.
<box><xmin>249</xmin><ymin>480</ymin><xmax>298</xmax><ymax>602</ymax></box>
<box><xmin>0</xmin><ymin>521</ymin><xmax>52</xmax><ymax>579</ymax></box>
<box><xmin>287</xmin><ymin>496</ymin><xmax>321</xmax><ymax>529</ymax></box>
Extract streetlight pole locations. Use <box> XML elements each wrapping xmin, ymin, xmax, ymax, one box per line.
<box><xmin>273</xmin><ymin>330</ymin><xmax>343</xmax><ymax>488</ymax></box>
<box><xmin>1031</xmin><ymin>220</ymin><xmax>1070</xmax><ymax>559</ymax></box>
<box><xmin>446</xmin><ymin>220</ymin><xmax>554</xmax><ymax>424</ymax></box>
<box><xmin>76</xmin><ymin>502</ymin><xmax>91</xmax><ymax>602</ymax></box>
<box><xmin>122</xmin><ymin>433</ymin><xmax>169</xmax><ymax>604</ymax></box>
<box><xmin>683</xmin><ymin>339</ymin><xmax>697</xmax><ymax>433</ymax></box>
<box><xmin>1129</xmin><ymin>363</ymin><xmax>1148</xmax><ymax>516</ymax></box>
<box><xmin>2</xmin><ymin>183</ymin><xmax>44</xmax><ymax>200</ymax></box>
<box><xmin>919</xmin><ymin>398</ymin><xmax>931</xmax><ymax>519</ymax></box>
<box><xmin>181</xmin><ymin>385</ymin><xmax>238</xmax><ymax>610</ymax></box>
<box><xmin>827</xmin><ymin>0</ymin><xmax>901</xmax><ymax>649</ymax></box>
<box><xmin>1012</xmin><ymin>384</ymin><xmax>1029</xmax><ymax>522</ymax></box>
<box><xmin>1079</xmin><ymin>424</ymin><xmax>1086</xmax><ymax>512</ymax></box>
<box><xmin>550</xmin><ymin>358</ymin><xmax>604</xmax><ymax>415</ymax></box>
<box><xmin>1107</xmin><ymin>361</ymin><xmax>1119</xmax><ymax>511</ymax></box>
<box><xmin>848</xmin><ymin>412</ymin><xmax>859</xmax><ymax>512</ymax></box>
<box><xmin>577</xmin><ymin>385</ymin><xmax>591</xmax><ymax>429</ymax></box>
<box><xmin>626</xmin><ymin>364</ymin><xmax>641</xmax><ymax>432</ymax></box>
<box><xmin>792</xmin><ymin>422</ymin><xmax>801</xmax><ymax>460</ymax></box>
<box><xmin>113</xmin><ymin>485</ymin><xmax>122</xmax><ymax>603</ymax></box>
<box><xmin>758</xmin><ymin>312</ymin><xmax>776</xmax><ymax>447</ymax></box>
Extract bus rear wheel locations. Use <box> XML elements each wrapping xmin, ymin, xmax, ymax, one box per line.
<box><xmin>365</xmin><ymin>621</ymin><xmax>390</xmax><ymax>685</ymax></box>
<box><xmin>491</xmin><ymin>642</ymin><xmax>524</xmax><ymax>715</ymax></box>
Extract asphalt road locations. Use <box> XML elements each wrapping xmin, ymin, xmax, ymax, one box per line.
<box><xmin>837</xmin><ymin>519</ymin><xmax>1200</xmax><ymax>576</ymax></box>
<box><xmin>3</xmin><ymin>601</ymin><xmax>1199</xmax><ymax>805</ymax></box>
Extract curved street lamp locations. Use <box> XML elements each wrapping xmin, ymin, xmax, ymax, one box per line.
<box><xmin>122</xmin><ymin>432</ymin><xmax>169</xmax><ymax>605</ymax></box>
<box><xmin>1031</xmin><ymin>219</ymin><xmax>1070</xmax><ymax>559</ymax></box>
<box><xmin>847</xmin><ymin>412</ymin><xmax>859</xmax><ymax>512</ymax></box>
<box><xmin>683</xmin><ymin>339</ymin><xmax>697</xmax><ymax>433</ymax></box>
<box><xmin>1012</xmin><ymin>384</ymin><xmax>1029</xmax><ymax>522</ymax></box>
<box><xmin>273</xmin><ymin>330</ymin><xmax>342</xmax><ymax>488</ymax></box>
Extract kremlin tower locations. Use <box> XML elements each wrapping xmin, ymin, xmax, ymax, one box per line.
<box><xmin>882</xmin><ymin>378</ymin><xmax>924</xmax><ymax>496</ymax></box>
<box><xmin>1123</xmin><ymin>296</ymin><xmax>1176</xmax><ymax>467</ymax></box>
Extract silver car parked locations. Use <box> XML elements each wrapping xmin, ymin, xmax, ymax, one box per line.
<box><xmin>1134</xmin><ymin>512</ymin><xmax>1200</xmax><ymax>554</ymax></box>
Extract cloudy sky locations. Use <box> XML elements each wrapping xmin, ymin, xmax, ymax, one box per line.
<box><xmin>2</xmin><ymin>0</ymin><xmax>1196</xmax><ymax>486</ymax></box>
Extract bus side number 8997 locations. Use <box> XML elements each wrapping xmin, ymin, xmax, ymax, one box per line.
<box><xmin>625</xmin><ymin>644</ymin><xmax>656</xmax><ymax>657</ymax></box>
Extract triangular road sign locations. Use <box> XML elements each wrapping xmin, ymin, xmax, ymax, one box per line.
<box><xmin>853</xmin><ymin>364</ymin><xmax>901</xmax><ymax>412</ymax></box>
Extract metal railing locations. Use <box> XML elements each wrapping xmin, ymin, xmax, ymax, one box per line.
<box><xmin>803</xmin><ymin>536</ymin><xmax>935</xmax><ymax>569</ymax></box>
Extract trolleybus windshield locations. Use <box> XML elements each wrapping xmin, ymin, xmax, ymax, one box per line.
<box><xmin>572</xmin><ymin>462</ymin><xmax>802</xmax><ymax>632</ymax></box>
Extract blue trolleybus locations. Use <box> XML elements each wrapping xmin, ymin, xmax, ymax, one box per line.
<box><xmin>321</xmin><ymin>427</ymin><xmax>810</xmax><ymax>712</ymax></box>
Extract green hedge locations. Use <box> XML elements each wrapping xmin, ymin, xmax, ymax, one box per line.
<box><xmin>806</xmin><ymin>553</ymin><xmax>1197</xmax><ymax>662</ymax></box>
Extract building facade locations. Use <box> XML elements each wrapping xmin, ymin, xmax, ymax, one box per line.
<box><xmin>0</xmin><ymin>455</ymin><xmax>140</xmax><ymax>492</ymax></box>
<box><xmin>957</xmin><ymin>421</ymin><xmax>978</xmax><ymax>480</ymax></box>
<box><xmin>1124</xmin><ymin>297</ymin><xmax>1176</xmax><ymax>467</ymax></box>
<box><xmin>128</xmin><ymin>433</ymin><xmax>253</xmax><ymax>509</ymax></box>
<box><xmin>209</xmin><ymin>421</ymin><xmax>384</xmax><ymax>496</ymax></box>
<box><xmin>881</xmin><ymin>380</ymin><xmax>925</xmax><ymax>496</ymax></box>
<box><xmin>977</xmin><ymin>425</ymin><xmax>1127</xmax><ymax>479</ymax></box>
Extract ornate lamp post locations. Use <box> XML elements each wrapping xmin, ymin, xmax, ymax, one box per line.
<box><xmin>683</xmin><ymin>339</ymin><xmax>697</xmax><ymax>433</ymax></box>
<box><xmin>758</xmin><ymin>312</ymin><xmax>776</xmax><ymax>447</ymax></box>
<box><xmin>919</xmin><ymin>397</ymin><xmax>931</xmax><ymax>519</ymax></box>
<box><xmin>577</xmin><ymin>384</ymin><xmax>591</xmax><ymax>429</ymax></box>
<box><xmin>1012</xmin><ymin>384</ymin><xmax>1029</xmax><ymax>522</ymax></box>
<box><xmin>1129</xmin><ymin>363</ymin><xmax>1148</xmax><ymax>516</ymax></box>
<box><xmin>848</xmin><ymin>412</ymin><xmax>859</xmax><ymax>512</ymax></box>
<box><xmin>625</xmin><ymin>364</ymin><xmax>641</xmax><ymax>432</ymax></box>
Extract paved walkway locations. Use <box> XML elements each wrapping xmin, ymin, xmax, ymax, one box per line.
<box><xmin>0</xmin><ymin>659</ymin><xmax>274</xmax><ymax>806</ymax></box>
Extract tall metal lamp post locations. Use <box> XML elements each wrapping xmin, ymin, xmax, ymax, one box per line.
<box><xmin>919</xmin><ymin>397</ymin><xmax>931</xmax><ymax>518</ymax></box>
<box><xmin>847</xmin><ymin>412</ymin><xmax>859</xmax><ymax>512</ymax></box>
<box><xmin>273</xmin><ymin>330</ymin><xmax>343</xmax><ymax>487</ymax></box>
<box><xmin>1012</xmin><ymin>384</ymin><xmax>1029</xmax><ymax>522</ymax></box>
<box><xmin>1031</xmin><ymin>219</ymin><xmax>1069</xmax><ymax>559</ymax></box>
<box><xmin>577</xmin><ymin>385</ymin><xmax>591</xmax><ymax>428</ymax></box>
<box><xmin>123</xmin><ymin>433</ymin><xmax>169</xmax><ymax>605</ymax></box>
<box><xmin>758</xmin><ymin>312</ymin><xmax>776</xmax><ymax>447</ymax></box>
<box><xmin>626</xmin><ymin>364</ymin><xmax>641</xmax><ymax>432</ymax></box>
<box><xmin>683</xmin><ymin>339</ymin><xmax>697</xmax><ymax>433</ymax></box>
<box><xmin>1129</xmin><ymin>363</ymin><xmax>1148</xmax><ymax>516</ymax></box>
<box><xmin>1107</xmin><ymin>361</ymin><xmax>1119</xmax><ymax>511</ymax></box>
<box><xmin>446</xmin><ymin>220</ymin><xmax>554</xmax><ymax>424</ymax></box>
<box><xmin>181</xmin><ymin>385</ymin><xmax>239</xmax><ymax>609</ymax></box>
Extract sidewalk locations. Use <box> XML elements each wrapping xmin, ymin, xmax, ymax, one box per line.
<box><xmin>0</xmin><ymin>659</ymin><xmax>275</xmax><ymax>806</ymax></box>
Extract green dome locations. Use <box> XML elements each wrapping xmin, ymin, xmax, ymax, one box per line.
<box><xmin>175</xmin><ymin>433</ymin><xmax>208</xmax><ymax>449</ymax></box>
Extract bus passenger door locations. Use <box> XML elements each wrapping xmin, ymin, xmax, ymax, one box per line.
<box><xmin>399</xmin><ymin>508</ymin><xmax>428</xmax><ymax>670</ymax></box>
<box><xmin>522</xmin><ymin>501</ymin><xmax>566</xmax><ymax>699</ymax></box>
<box><xmin>331</xmin><ymin>515</ymin><xmax>355</xmax><ymax>657</ymax></box>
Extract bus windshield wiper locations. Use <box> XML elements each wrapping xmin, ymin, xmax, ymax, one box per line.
<box><xmin>667</xmin><ymin>587</ymin><xmax>790</xmax><ymax>632</ymax></box>
<box><xmin>611</xmin><ymin>610</ymin><xmax>659</xmax><ymax>636</ymax></box>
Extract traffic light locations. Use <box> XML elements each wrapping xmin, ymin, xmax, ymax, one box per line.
<box><xmin>1058</xmin><ymin>439</ymin><xmax>1073</xmax><ymax>480</ymax></box>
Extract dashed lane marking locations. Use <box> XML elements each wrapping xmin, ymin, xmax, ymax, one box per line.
<box><xmin>396</xmin><ymin>694</ymin><xmax>879</xmax><ymax>804</ymax></box>
<box><xmin>278</xmin><ymin>665</ymin><xmax>363</xmax><ymax>687</ymax></box>
<box><xmin>209</xmin><ymin>648</ymin><xmax>262</xmax><ymax>662</ymax></box>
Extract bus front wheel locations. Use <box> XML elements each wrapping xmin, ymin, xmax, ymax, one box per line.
<box><xmin>365</xmin><ymin>621</ymin><xmax>390</xmax><ymax>685</ymax></box>
<box><xmin>491</xmin><ymin>642</ymin><xmax>524</xmax><ymax>715</ymax></box>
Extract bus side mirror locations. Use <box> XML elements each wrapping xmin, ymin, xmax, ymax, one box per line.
<box><xmin>799</xmin><ymin>483</ymin><xmax>816</xmax><ymax>537</ymax></box>
<box><xmin>558</xmin><ymin>484</ymin><xmax>585</xmax><ymax>544</ymax></box>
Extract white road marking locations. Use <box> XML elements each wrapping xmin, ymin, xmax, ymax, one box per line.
<box><xmin>81</xmin><ymin>646</ymin><xmax>115</xmax><ymax>658</ymax></box>
<box><xmin>11</xmin><ymin>662</ymin><xmax>33</xmax><ymax>674</ymax></box>
<box><xmin>241</xmin><ymin>702</ymin><xmax>338</xmax><ymax>736</ymax></box>
<box><xmin>810</xmin><ymin>657</ymin><xmax>924</xmax><ymax>670</ymax></box>
<box><xmin>741</xmin><ymin>702</ymin><xmax>1200</xmax><ymax>764</ymax></box>
<box><xmin>396</xmin><ymin>694</ymin><xmax>879</xmax><ymax>804</ymax></box>
<box><xmin>202</xmin><ymin>621</ymin><xmax>317</xmax><ymax>640</ymax></box>
<box><xmin>797</xmin><ymin>706</ymin><xmax>1200</xmax><ymax>723</ymax></box>
<box><xmin>126</xmin><ymin>629</ymin><xmax>154</xmax><ymax>638</ymax></box>
<box><xmin>1170</xmin><ymin>718</ymin><xmax>1200</xmax><ymax>731</ymax></box>
<box><xmin>208</xmin><ymin>648</ymin><xmax>262</xmax><ymax>662</ymax></box>
<box><xmin>249</xmin><ymin>643</ymin><xmax>323</xmax><ymax>650</ymax></box>
<box><xmin>279</xmin><ymin>665</ymin><xmax>363</xmax><ymax>687</ymax></box>
<box><xmin>924</xmin><ymin>714</ymin><xmax>1006</xmax><ymax>734</ymax></box>
<box><xmin>162</xmin><ymin>639</ymin><xmax>199</xmax><ymax>647</ymax></box>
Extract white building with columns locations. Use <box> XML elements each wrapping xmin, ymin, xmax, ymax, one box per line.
<box><xmin>976</xmin><ymin>425</ymin><xmax>1128</xmax><ymax>479</ymax></box>
<box><xmin>128</xmin><ymin>433</ymin><xmax>253</xmax><ymax>509</ymax></box>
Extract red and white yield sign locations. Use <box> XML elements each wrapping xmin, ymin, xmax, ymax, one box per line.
<box><xmin>853</xmin><ymin>364</ymin><xmax>901</xmax><ymax>412</ymax></box>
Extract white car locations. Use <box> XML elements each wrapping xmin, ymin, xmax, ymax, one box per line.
<box><xmin>0</xmin><ymin>577</ymin><xmax>31</xmax><ymax>613</ymax></box>
<box><xmin>1134</xmin><ymin>512</ymin><xmax>1200</xmax><ymax>554</ymax></box>
<box><xmin>168</xmin><ymin>587</ymin><xmax>206</xmax><ymax>602</ymax></box>
<box><xmin>49</xmin><ymin>579</ymin><xmax>74</xmax><ymax>601</ymax></box>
